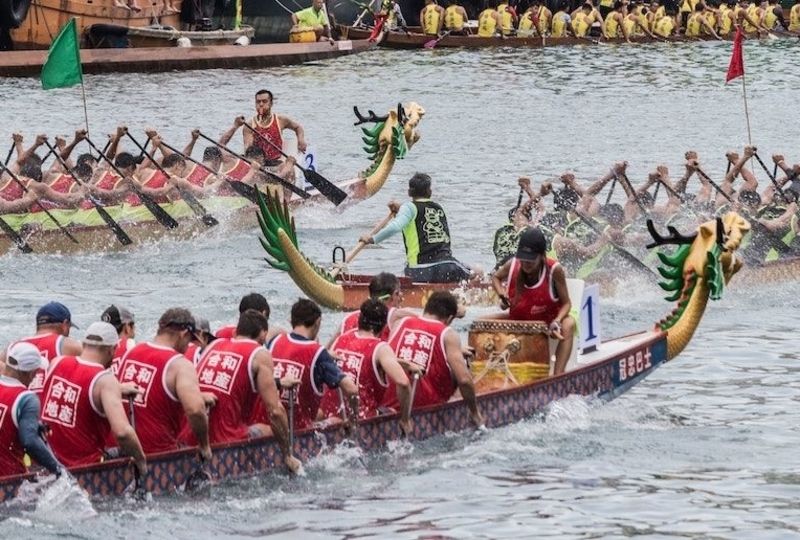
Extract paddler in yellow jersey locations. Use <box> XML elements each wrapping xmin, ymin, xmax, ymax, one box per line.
<box><xmin>737</xmin><ymin>0</ymin><xmax>764</xmax><ymax>33</ymax></box>
<box><xmin>791</xmin><ymin>0</ymin><xmax>800</xmax><ymax>31</ymax></box>
<box><xmin>647</xmin><ymin>0</ymin><xmax>665</xmax><ymax>28</ymax></box>
<box><xmin>551</xmin><ymin>3</ymin><xmax>572</xmax><ymax>36</ymax></box>
<box><xmin>420</xmin><ymin>0</ymin><xmax>445</xmax><ymax>35</ymax></box>
<box><xmin>478</xmin><ymin>0</ymin><xmax>504</xmax><ymax>36</ymax></box>
<box><xmin>571</xmin><ymin>2</ymin><xmax>602</xmax><ymax>37</ymax></box>
<box><xmin>497</xmin><ymin>0</ymin><xmax>518</xmax><ymax>35</ymax></box>
<box><xmin>626</xmin><ymin>2</ymin><xmax>653</xmax><ymax>36</ymax></box>
<box><xmin>717</xmin><ymin>0</ymin><xmax>737</xmax><ymax>36</ymax></box>
<box><xmin>677</xmin><ymin>0</ymin><xmax>700</xmax><ymax>33</ymax></box>
<box><xmin>654</xmin><ymin>11</ymin><xmax>675</xmax><ymax>35</ymax></box>
<box><xmin>762</xmin><ymin>0</ymin><xmax>787</xmax><ymax>30</ymax></box>
<box><xmin>602</xmin><ymin>1</ymin><xmax>630</xmax><ymax>40</ymax></box>
<box><xmin>686</xmin><ymin>3</ymin><xmax>721</xmax><ymax>37</ymax></box>
<box><xmin>443</xmin><ymin>0</ymin><xmax>469</xmax><ymax>34</ymax></box>
<box><xmin>518</xmin><ymin>0</ymin><xmax>552</xmax><ymax>36</ymax></box>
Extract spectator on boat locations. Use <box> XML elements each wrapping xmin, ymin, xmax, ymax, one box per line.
<box><xmin>116</xmin><ymin>308</ymin><xmax>215</xmax><ymax>460</ymax></box>
<box><xmin>40</xmin><ymin>322</ymin><xmax>147</xmax><ymax>477</ymax></box>
<box><xmin>380</xmin><ymin>291</ymin><xmax>484</xmax><ymax>426</ymax></box>
<box><xmin>360</xmin><ymin>173</ymin><xmax>473</xmax><ymax>284</ymax></box>
<box><xmin>291</xmin><ymin>0</ymin><xmax>334</xmax><ymax>42</ymax></box>
<box><xmin>420</xmin><ymin>0</ymin><xmax>446</xmax><ymax>35</ymax></box>
<box><xmin>101</xmin><ymin>304</ymin><xmax>136</xmax><ymax>375</ymax></box>
<box><xmin>0</xmin><ymin>302</ymin><xmax>83</xmax><ymax>398</ymax></box>
<box><xmin>216</xmin><ymin>292</ymin><xmax>285</xmax><ymax>342</ymax></box>
<box><xmin>268</xmin><ymin>299</ymin><xmax>358</xmax><ymax>430</ymax></box>
<box><xmin>0</xmin><ymin>343</ymin><xmax>63</xmax><ymax>478</ymax></box>
<box><xmin>320</xmin><ymin>299</ymin><xmax>420</xmax><ymax>433</ymax></box>
<box><xmin>492</xmin><ymin>227</ymin><xmax>576</xmax><ymax>375</ymax></box>
<box><xmin>184</xmin><ymin>309</ymin><xmax>302</xmax><ymax>473</ymax></box>
<box><xmin>444</xmin><ymin>0</ymin><xmax>470</xmax><ymax>34</ymax></box>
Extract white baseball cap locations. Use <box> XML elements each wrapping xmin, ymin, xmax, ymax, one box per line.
<box><xmin>82</xmin><ymin>322</ymin><xmax>120</xmax><ymax>347</ymax></box>
<box><xmin>7</xmin><ymin>342</ymin><xmax>47</xmax><ymax>372</ymax></box>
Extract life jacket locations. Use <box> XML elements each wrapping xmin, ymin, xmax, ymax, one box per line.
<box><xmin>686</xmin><ymin>12</ymin><xmax>703</xmax><ymax>36</ymax></box>
<box><xmin>268</xmin><ymin>333</ymin><xmax>325</xmax><ymax>430</ymax></box>
<box><xmin>444</xmin><ymin>5</ymin><xmax>465</xmax><ymax>30</ymax></box>
<box><xmin>40</xmin><ymin>356</ymin><xmax>111</xmax><ymax>467</ymax></box>
<box><xmin>0</xmin><ymin>377</ymin><xmax>32</xmax><ymax>476</ymax></box>
<box><xmin>320</xmin><ymin>330</ymin><xmax>389</xmax><ymax>419</ymax></box>
<box><xmin>401</xmin><ymin>199</ymin><xmax>454</xmax><ymax>266</ymax></box>
<box><xmin>477</xmin><ymin>8</ymin><xmax>498</xmax><ymax>36</ymax></box>
<box><xmin>497</xmin><ymin>2</ymin><xmax>515</xmax><ymax>34</ymax></box>
<box><xmin>655</xmin><ymin>15</ymin><xmax>675</xmax><ymax>36</ymax></box>
<box><xmin>421</xmin><ymin>4</ymin><xmax>441</xmax><ymax>35</ymax></box>
<box><xmin>603</xmin><ymin>11</ymin><xmax>622</xmax><ymax>37</ymax></box>
<box><xmin>507</xmin><ymin>257</ymin><xmax>562</xmax><ymax>323</ymax></box>
<box><xmin>251</xmin><ymin>114</ymin><xmax>283</xmax><ymax>162</ymax></box>
<box><xmin>381</xmin><ymin>315</ymin><xmax>456</xmax><ymax>409</ymax></box>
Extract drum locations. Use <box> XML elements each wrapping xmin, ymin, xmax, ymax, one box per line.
<box><xmin>289</xmin><ymin>28</ymin><xmax>318</xmax><ymax>43</ymax></box>
<box><xmin>467</xmin><ymin>318</ymin><xmax>550</xmax><ymax>393</ymax></box>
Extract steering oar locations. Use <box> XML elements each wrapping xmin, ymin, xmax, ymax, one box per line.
<box><xmin>330</xmin><ymin>209</ymin><xmax>396</xmax><ymax>278</ymax></box>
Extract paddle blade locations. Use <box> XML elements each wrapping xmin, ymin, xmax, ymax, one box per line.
<box><xmin>424</xmin><ymin>38</ymin><xmax>437</xmax><ymax>48</ymax></box>
<box><xmin>303</xmin><ymin>168</ymin><xmax>347</xmax><ymax>206</ymax></box>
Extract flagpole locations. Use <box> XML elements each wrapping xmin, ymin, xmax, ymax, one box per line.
<box><xmin>80</xmin><ymin>80</ymin><xmax>90</xmax><ymax>137</ymax></box>
<box><xmin>740</xmin><ymin>52</ymin><xmax>752</xmax><ymax>145</ymax></box>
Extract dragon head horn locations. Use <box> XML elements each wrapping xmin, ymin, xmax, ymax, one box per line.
<box><xmin>397</xmin><ymin>102</ymin><xmax>408</xmax><ymax>126</ymax></box>
<box><xmin>353</xmin><ymin>106</ymin><xmax>389</xmax><ymax>126</ymax></box>
<box><xmin>645</xmin><ymin>219</ymin><xmax>698</xmax><ymax>249</ymax></box>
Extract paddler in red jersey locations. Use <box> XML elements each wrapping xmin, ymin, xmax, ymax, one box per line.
<box><xmin>188</xmin><ymin>310</ymin><xmax>302</xmax><ymax>473</ymax></box>
<box><xmin>184</xmin><ymin>317</ymin><xmax>216</xmax><ymax>365</ymax></box>
<box><xmin>0</xmin><ymin>343</ymin><xmax>63</xmax><ymax>478</ymax></box>
<box><xmin>101</xmin><ymin>304</ymin><xmax>136</xmax><ymax>376</ymax></box>
<box><xmin>244</xmin><ymin>89</ymin><xmax>308</xmax><ymax>164</ymax></box>
<box><xmin>40</xmin><ymin>322</ymin><xmax>147</xmax><ymax>476</ymax></box>
<box><xmin>0</xmin><ymin>302</ymin><xmax>83</xmax><ymax>397</ymax></box>
<box><xmin>491</xmin><ymin>227</ymin><xmax>576</xmax><ymax>375</ymax></box>
<box><xmin>381</xmin><ymin>292</ymin><xmax>484</xmax><ymax>428</ymax></box>
<box><xmin>117</xmin><ymin>308</ymin><xmax>215</xmax><ymax>460</ymax></box>
<box><xmin>321</xmin><ymin>299</ymin><xmax>419</xmax><ymax>433</ymax></box>
<box><xmin>267</xmin><ymin>299</ymin><xmax>358</xmax><ymax>430</ymax></box>
<box><xmin>216</xmin><ymin>292</ymin><xmax>285</xmax><ymax>342</ymax></box>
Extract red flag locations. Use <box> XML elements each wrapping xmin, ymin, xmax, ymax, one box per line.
<box><xmin>726</xmin><ymin>27</ymin><xmax>744</xmax><ymax>83</ymax></box>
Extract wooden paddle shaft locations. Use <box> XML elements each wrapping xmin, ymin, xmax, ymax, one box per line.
<box><xmin>330</xmin><ymin>210</ymin><xmax>396</xmax><ymax>278</ymax></box>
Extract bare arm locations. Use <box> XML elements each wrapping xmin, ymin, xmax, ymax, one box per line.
<box><xmin>96</xmin><ymin>374</ymin><xmax>146</xmax><ymax>475</ymax></box>
<box><xmin>551</xmin><ymin>265</ymin><xmax>572</xmax><ymax>328</ymax></box>
<box><xmin>172</xmin><ymin>358</ymin><xmax>211</xmax><ymax>459</ymax></box>
<box><xmin>443</xmin><ymin>329</ymin><xmax>483</xmax><ymax>427</ymax></box>
<box><xmin>279</xmin><ymin>114</ymin><xmax>306</xmax><ymax>153</ymax></box>
<box><xmin>59</xmin><ymin>130</ymin><xmax>87</xmax><ymax>162</ymax></box>
<box><xmin>221</xmin><ymin>116</ymin><xmax>246</xmax><ymax>147</ymax></box>
<box><xmin>183</xmin><ymin>129</ymin><xmax>200</xmax><ymax>157</ymax></box>
<box><xmin>491</xmin><ymin>258</ymin><xmax>512</xmax><ymax>305</ymax></box>
<box><xmin>253</xmin><ymin>350</ymin><xmax>300</xmax><ymax>472</ymax></box>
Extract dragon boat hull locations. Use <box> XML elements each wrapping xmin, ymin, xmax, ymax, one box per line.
<box><xmin>341</xmin><ymin>25</ymin><xmax>784</xmax><ymax>49</ymax></box>
<box><xmin>0</xmin><ymin>328</ymin><xmax>667</xmax><ymax>502</ymax></box>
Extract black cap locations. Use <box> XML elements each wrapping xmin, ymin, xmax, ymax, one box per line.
<box><xmin>516</xmin><ymin>227</ymin><xmax>547</xmax><ymax>261</ymax></box>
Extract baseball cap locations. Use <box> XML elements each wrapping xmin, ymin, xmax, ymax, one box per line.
<box><xmin>36</xmin><ymin>301</ymin><xmax>78</xmax><ymax>328</ymax></box>
<box><xmin>516</xmin><ymin>227</ymin><xmax>547</xmax><ymax>261</ymax></box>
<box><xmin>195</xmin><ymin>317</ymin><xmax>218</xmax><ymax>342</ymax></box>
<box><xmin>101</xmin><ymin>305</ymin><xmax>135</xmax><ymax>330</ymax></box>
<box><xmin>82</xmin><ymin>322</ymin><xmax>120</xmax><ymax>347</ymax></box>
<box><xmin>7</xmin><ymin>342</ymin><xmax>47</xmax><ymax>372</ymax></box>
<box><xmin>159</xmin><ymin>308</ymin><xmax>202</xmax><ymax>341</ymax></box>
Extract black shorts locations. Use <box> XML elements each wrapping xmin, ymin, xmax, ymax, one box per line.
<box><xmin>405</xmin><ymin>260</ymin><xmax>471</xmax><ymax>283</ymax></box>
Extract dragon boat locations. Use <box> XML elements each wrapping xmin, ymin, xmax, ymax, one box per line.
<box><xmin>0</xmin><ymin>102</ymin><xmax>424</xmax><ymax>256</ymax></box>
<box><xmin>0</xmin><ymin>212</ymin><xmax>749</xmax><ymax>502</ymax></box>
<box><xmin>340</xmin><ymin>24</ymin><xmax>791</xmax><ymax>49</ymax></box>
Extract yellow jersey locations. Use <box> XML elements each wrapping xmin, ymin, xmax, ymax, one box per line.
<box><xmin>444</xmin><ymin>5</ymin><xmax>465</xmax><ymax>31</ymax></box>
<box><xmin>478</xmin><ymin>8</ymin><xmax>498</xmax><ymax>36</ymax></box>
<box><xmin>654</xmin><ymin>15</ymin><xmax>675</xmax><ymax>36</ymax></box>
<box><xmin>685</xmin><ymin>12</ymin><xmax>702</xmax><ymax>35</ymax></box>
<box><xmin>421</xmin><ymin>4</ymin><xmax>441</xmax><ymax>35</ymax></box>
<box><xmin>599</xmin><ymin>0</ymin><xmax>614</xmax><ymax>7</ymax></box>
<box><xmin>742</xmin><ymin>3</ymin><xmax>760</xmax><ymax>32</ymax></box>
<box><xmin>622</xmin><ymin>15</ymin><xmax>637</xmax><ymax>36</ymax></box>
<box><xmin>704</xmin><ymin>9</ymin><xmax>717</xmax><ymax>31</ymax></box>
<box><xmin>635</xmin><ymin>6</ymin><xmax>649</xmax><ymax>33</ymax></box>
<box><xmin>518</xmin><ymin>10</ymin><xmax>536</xmax><ymax>35</ymax></box>
<box><xmin>791</xmin><ymin>4</ymin><xmax>800</xmax><ymax>31</ymax></box>
<box><xmin>572</xmin><ymin>11</ymin><xmax>592</xmax><ymax>36</ymax></box>
<box><xmin>718</xmin><ymin>5</ymin><xmax>733</xmax><ymax>35</ymax></box>
<box><xmin>603</xmin><ymin>12</ymin><xmax>622</xmax><ymax>37</ymax></box>
<box><xmin>536</xmin><ymin>6</ymin><xmax>552</xmax><ymax>34</ymax></box>
<box><xmin>498</xmin><ymin>2</ymin><xmax>515</xmax><ymax>34</ymax></box>
<box><xmin>763</xmin><ymin>5</ymin><xmax>778</xmax><ymax>28</ymax></box>
<box><xmin>551</xmin><ymin>10</ymin><xmax>569</xmax><ymax>36</ymax></box>
<box><xmin>680</xmin><ymin>0</ymin><xmax>700</xmax><ymax>12</ymax></box>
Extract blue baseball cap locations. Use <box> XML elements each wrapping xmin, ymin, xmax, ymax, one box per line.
<box><xmin>36</xmin><ymin>301</ymin><xmax>78</xmax><ymax>328</ymax></box>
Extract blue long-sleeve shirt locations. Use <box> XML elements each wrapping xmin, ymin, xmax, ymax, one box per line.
<box><xmin>13</xmin><ymin>389</ymin><xmax>62</xmax><ymax>475</ymax></box>
<box><xmin>373</xmin><ymin>201</ymin><xmax>416</xmax><ymax>245</ymax></box>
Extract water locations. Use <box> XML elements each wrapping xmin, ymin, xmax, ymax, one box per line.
<box><xmin>1</xmin><ymin>40</ymin><xmax>800</xmax><ymax>538</ymax></box>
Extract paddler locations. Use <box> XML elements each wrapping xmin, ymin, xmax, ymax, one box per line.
<box><xmin>653</xmin><ymin>6</ymin><xmax>676</xmax><ymax>35</ymax></box>
<box><xmin>40</xmin><ymin>322</ymin><xmax>147</xmax><ymax>475</ymax></box>
<box><xmin>267</xmin><ymin>299</ymin><xmax>358</xmax><ymax>430</ymax></box>
<box><xmin>243</xmin><ymin>89</ymin><xmax>308</xmax><ymax>168</ymax></box>
<box><xmin>320</xmin><ymin>299</ymin><xmax>420</xmax><ymax>433</ymax></box>
<box><xmin>685</xmin><ymin>3</ymin><xmax>721</xmax><ymax>38</ymax></box>
<box><xmin>216</xmin><ymin>292</ymin><xmax>284</xmax><ymax>342</ymax></box>
<box><xmin>420</xmin><ymin>0</ymin><xmax>446</xmax><ymax>35</ymax></box>
<box><xmin>717</xmin><ymin>0</ymin><xmax>737</xmax><ymax>37</ymax></box>
<box><xmin>185</xmin><ymin>309</ymin><xmax>302</xmax><ymax>473</ymax></box>
<box><xmin>291</xmin><ymin>0</ymin><xmax>334</xmax><ymax>42</ymax></box>
<box><xmin>762</xmin><ymin>0</ymin><xmax>787</xmax><ymax>30</ymax></box>
<box><xmin>492</xmin><ymin>177</ymin><xmax>547</xmax><ymax>268</ymax></box>
<box><xmin>497</xmin><ymin>0</ymin><xmax>519</xmax><ymax>35</ymax></box>
<box><xmin>0</xmin><ymin>343</ymin><xmax>63</xmax><ymax>478</ymax></box>
<box><xmin>360</xmin><ymin>173</ymin><xmax>474</xmax><ymax>284</ymax></box>
<box><xmin>116</xmin><ymin>308</ymin><xmax>216</xmax><ymax>459</ymax></box>
<box><xmin>101</xmin><ymin>304</ymin><xmax>136</xmax><ymax>375</ymax></box>
<box><xmin>677</xmin><ymin>0</ymin><xmax>700</xmax><ymax>33</ymax></box>
<box><xmin>0</xmin><ymin>302</ymin><xmax>83</xmax><ymax>397</ymax></box>
<box><xmin>717</xmin><ymin>146</ymin><xmax>759</xmax><ymax>207</ymax></box>
<box><xmin>492</xmin><ymin>227</ymin><xmax>576</xmax><ymax>374</ymax></box>
<box><xmin>380</xmin><ymin>291</ymin><xmax>484</xmax><ymax>428</ymax></box>
<box><xmin>602</xmin><ymin>1</ymin><xmax>631</xmax><ymax>40</ymax></box>
<box><xmin>184</xmin><ymin>317</ymin><xmax>215</xmax><ymax>364</ymax></box>
<box><xmin>571</xmin><ymin>2</ymin><xmax>602</xmax><ymax>37</ymax></box>
<box><xmin>444</xmin><ymin>0</ymin><xmax>470</xmax><ymax>34</ymax></box>
<box><xmin>791</xmin><ymin>0</ymin><xmax>800</xmax><ymax>31</ymax></box>
<box><xmin>519</xmin><ymin>0</ymin><xmax>553</xmax><ymax>36</ymax></box>
<box><xmin>550</xmin><ymin>2</ymin><xmax>573</xmax><ymax>36</ymax></box>
<box><xmin>478</xmin><ymin>0</ymin><xmax>504</xmax><ymax>36</ymax></box>
<box><xmin>647</xmin><ymin>0</ymin><xmax>666</xmax><ymax>28</ymax></box>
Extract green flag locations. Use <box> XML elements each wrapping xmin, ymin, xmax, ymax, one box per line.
<box><xmin>41</xmin><ymin>18</ymin><xmax>83</xmax><ymax>90</ymax></box>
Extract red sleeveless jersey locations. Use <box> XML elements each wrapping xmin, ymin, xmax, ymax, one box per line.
<box><xmin>267</xmin><ymin>334</ymin><xmax>324</xmax><ymax>430</ymax></box>
<box><xmin>222</xmin><ymin>159</ymin><xmax>250</xmax><ymax>181</ymax></box>
<box><xmin>110</xmin><ymin>338</ymin><xmax>134</xmax><ymax>378</ymax></box>
<box><xmin>135</xmin><ymin>169</ymin><xmax>169</xmax><ymax>204</ymax></box>
<box><xmin>381</xmin><ymin>316</ymin><xmax>455</xmax><ymax>409</ymax></box>
<box><xmin>117</xmin><ymin>342</ymin><xmax>185</xmax><ymax>454</ymax></box>
<box><xmin>251</xmin><ymin>115</ymin><xmax>283</xmax><ymax>162</ymax></box>
<box><xmin>320</xmin><ymin>330</ymin><xmax>388</xmax><ymax>419</ymax></box>
<box><xmin>0</xmin><ymin>377</ymin><xmax>32</xmax><ymax>476</ymax></box>
<box><xmin>40</xmin><ymin>356</ymin><xmax>110</xmax><ymax>467</ymax></box>
<box><xmin>13</xmin><ymin>333</ymin><xmax>63</xmax><ymax>397</ymax></box>
<box><xmin>191</xmin><ymin>338</ymin><xmax>261</xmax><ymax>444</ymax></box>
<box><xmin>185</xmin><ymin>163</ymin><xmax>213</xmax><ymax>187</ymax></box>
<box><xmin>49</xmin><ymin>173</ymin><xmax>76</xmax><ymax>194</ymax></box>
<box><xmin>215</xmin><ymin>324</ymin><xmax>236</xmax><ymax>340</ymax></box>
<box><xmin>339</xmin><ymin>308</ymin><xmax>394</xmax><ymax>341</ymax></box>
<box><xmin>0</xmin><ymin>176</ymin><xmax>26</xmax><ymax>202</ymax></box>
<box><xmin>96</xmin><ymin>171</ymin><xmax>123</xmax><ymax>191</ymax></box>
<box><xmin>507</xmin><ymin>257</ymin><xmax>561</xmax><ymax>323</ymax></box>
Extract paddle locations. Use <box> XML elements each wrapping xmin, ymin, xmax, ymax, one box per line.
<box><xmin>753</xmin><ymin>151</ymin><xmax>790</xmax><ymax>203</ymax></box>
<box><xmin>42</xmin><ymin>139</ymin><xmax>133</xmax><ymax>247</ymax></box>
<box><xmin>125</xmin><ymin>395</ymin><xmax>149</xmax><ymax>500</ymax></box>
<box><xmin>330</xmin><ymin>209</ymin><xmax>396</xmax><ymax>278</ymax></box>
<box><xmin>0</xmin><ymin>163</ymin><xmax>80</xmax><ymax>245</ymax></box>
<box><xmin>424</xmin><ymin>30</ymin><xmax>451</xmax><ymax>48</ymax></box>
<box><xmin>242</xmin><ymin>123</ymin><xmax>347</xmax><ymax>206</ymax></box>
<box><xmin>287</xmin><ymin>386</ymin><xmax>296</xmax><ymax>453</ymax></box>
<box><xmin>573</xmin><ymin>209</ymin><xmax>657</xmax><ymax>277</ymax></box>
<box><xmin>604</xmin><ymin>175</ymin><xmax>617</xmax><ymax>205</ymax></box>
<box><xmin>0</xmin><ymin>142</ymin><xmax>34</xmax><ymax>253</ymax></box>
<box><xmin>85</xmin><ymin>136</ymin><xmax>180</xmax><ymax>230</ymax></box>
<box><xmin>196</xmin><ymin>131</ymin><xmax>310</xmax><ymax>200</ymax></box>
<box><xmin>401</xmin><ymin>372</ymin><xmax>420</xmax><ymax>438</ymax></box>
<box><xmin>125</xmin><ymin>132</ymin><xmax>219</xmax><ymax>228</ymax></box>
<box><xmin>619</xmin><ymin>172</ymin><xmax>651</xmax><ymax>218</ymax></box>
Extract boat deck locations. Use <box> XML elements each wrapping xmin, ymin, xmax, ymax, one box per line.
<box><xmin>0</xmin><ymin>40</ymin><xmax>373</xmax><ymax>77</ymax></box>
<box><xmin>573</xmin><ymin>329</ymin><xmax>660</xmax><ymax>369</ymax></box>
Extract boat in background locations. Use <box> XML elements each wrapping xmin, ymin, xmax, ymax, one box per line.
<box><xmin>84</xmin><ymin>23</ymin><xmax>254</xmax><ymax>48</ymax></box>
<box><xmin>0</xmin><ymin>212</ymin><xmax>750</xmax><ymax>502</ymax></box>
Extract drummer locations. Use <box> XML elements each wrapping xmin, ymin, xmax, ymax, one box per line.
<box><xmin>291</xmin><ymin>0</ymin><xmax>334</xmax><ymax>42</ymax></box>
<box><xmin>491</xmin><ymin>227</ymin><xmax>575</xmax><ymax>375</ymax></box>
